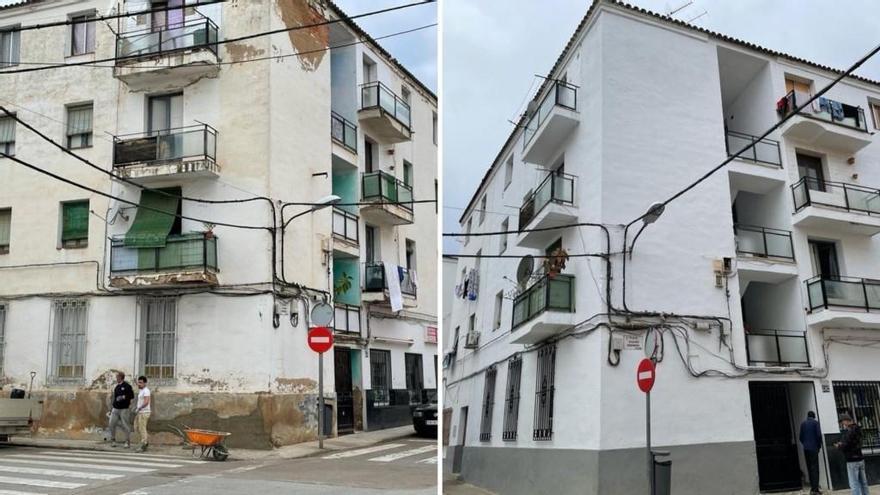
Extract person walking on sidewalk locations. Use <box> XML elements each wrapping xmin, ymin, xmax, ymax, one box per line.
<box><xmin>799</xmin><ymin>411</ymin><xmax>823</xmax><ymax>494</ymax></box>
<box><xmin>134</xmin><ymin>376</ymin><xmax>151</xmax><ymax>453</ymax></box>
<box><xmin>836</xmin><ymin>413</ymin><xmax>870</xmax><ymax>495</ymax></box>
<box><xmin>108</xmin><ymin>372</ymin><xmax>135</xmax><ymax>449</ymax></box>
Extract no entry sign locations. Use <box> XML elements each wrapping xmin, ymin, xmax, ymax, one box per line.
<box><xmin>637</xmin><ymin>358</ymin><xmax>656</xmax><ymax>393</ymax></box>
<box><xmin>308</xmin><ymin>326</ymin><xmax>334</xmax><ymax>354</ymax></box>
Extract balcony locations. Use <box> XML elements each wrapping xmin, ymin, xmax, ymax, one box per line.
<box><xmin>332</xmin><ymin>207</ymin><xmax>359</xmax><ymax>257</ymax></box>
<box><xmin>791</xmin><ymin>178</ymin><xmax>880</xmax><ymax>235</ymax></box>
<box><xmin>113</xmin><ymin>125</ymin><xmax>219</xmax><ymax>184</ymax></box>
<box><xmin>521</xmin><ymin>80</ymin><xmax>578</xmax><ymax>164</ymax></box>
<box><xmin>362</xmin><ymin>261</ymin><xmax>417</xmax><ymax>307</ymax></box>
<box><xmin>510</xmin><ymin>274</ymin><xmax>575</xmax><ymax>344</ymax></box>
<box><xmin>805</xmin><ymin>275</ymin><xmax>880</xmax><ymax>329</ymax></box>
<box><xmin>360</xmin><ymin>171</ymin><xmax>413</xmax><ymax>226</ymax></box>
<box><xmin>109</xmin><ymin>233</ymin><xmax>218</xmax><ymax>289</ymax></box>
<box><xmin>358</xmin><ymin>82</ymin><xmax>411</xmax><ymax>143</ymax></box>
<box><xmin>334</xmin><ymin>304</ymin><xmax>363</xmax><ymax>339</ymax></box>
<box><xmin>516</xmin><ymin>172</ymin><xmax>576</xmax><ymax>248</ymax></box>
<box><xmin>734</xmin><ymin>224</ymin><xmax>797</xmax><ymax>283</ymax></box>
<box><xmin>331</xmin><ymin>111</ymin><xmax>358</xmax><ymax>156</ymax></box>
<box><xmin>778</xmin><ymin>91</ymin><xmax>871</xmax><ymax>153</ymax></box>
<box><xmin>745</xmin><ymin>330</ymin><xmax>810</xmax><ymax>368</ymax></box>
<box><xmin>113</xmin><ymin>16</ymin><xmax>220</xmax><ymax>90</ymax></box>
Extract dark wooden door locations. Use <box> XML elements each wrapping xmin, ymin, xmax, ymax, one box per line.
<box><xmin>334</xmin><ymin>347</ymin><xmax>354</xmax><ymax>435</ymax></box>
<box><xmin>749</xmin><ymin>382</ymin><xmax>802</xmax><ymax>491</ymax></box>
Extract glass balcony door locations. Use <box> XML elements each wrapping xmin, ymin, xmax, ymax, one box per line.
<box><xmin>149</xmin><ymin>93</ymin><xmax>184</xmax><ymax>159</ymax></box>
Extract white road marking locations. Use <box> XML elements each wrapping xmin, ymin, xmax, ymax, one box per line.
<box><xmin>417</xmin><ymin>456</ymin><xmax>438</xmax><ymax>464</ymax></box>
<box><xmin>62</xmin><ymin>449</ymin><xmax>200</xmax><ymax>461</ymax></box>
<box><xmin>0</xmin><ymin>490</ymin><xmax>49</xmax><ymax>495</ymax></box>
<box><xmin>0</xmin><ymin>475</ymin><xmax>85</xmax><ymax>489</ymax></box>
<box><xmin>10</xmin><ymin>454</ymin><xmax>181</xmax><ymax>468</ymax></box>
<box><xmin>0</xmin><ymin>458</ymin><xmax>156</xmax><ymax>473</ymax></box>
<box><xmin>407</xmin><ymin>439</ymin><xmax>437</xmax><ymax>443</ymax></box>
<box><xmin>0</xmin><ymin>464</ymin><xmax>123</xmax><ymax>480</ymax></box>
<box><xmin>321</xmin><ymin>443</ymin><xmax>406</xmax><ymax>459</ymax></box>
<box><xmin>38</xmin><ymin>451</ymin><xmax>206</xmax><ymax>465</ymax></box>
<box><xmin>368</xmin><ymin>445</ymin><xmax>438</xmax><ymax>462</ymax></box>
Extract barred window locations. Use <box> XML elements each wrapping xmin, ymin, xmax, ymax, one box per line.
<box><xmin>502</xmin><ymin>355</ymin><xmax>522</xmax><ymax>441</ymax></box>
<box><xmin>533</xmin><ymin>344</ymin><xmax>556</xmax><ymax>440</ymax></box>
<box><xmin>834</xmin><ymin>381</ymin><xmax>880</xmax><ymax>451</ymax></box>
<box><xmin>140</xmin><ymin>297</ymin><xmax>177</xmax><ymax>381</ymax></box>
<box><xmin>370</xmin><ymin>349</ymin><xmax>391</xmax><ymax>407</ymax></box>
<box><xmin>479</xmin><ymin>366</ymin><xmax>497</xmax><ymax>441</ymax></box>
<box><xmin>0</xmin><ymin>304</ymin><xmax>6</xmax><ymax>376</ymax></box>
<box><xmin>51</xmin><ymin>299</ymin><xmax>88</xmax><ymax>381</ymax></box>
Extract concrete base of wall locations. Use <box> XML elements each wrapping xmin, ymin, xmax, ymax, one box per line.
<box><xmin>458</xmin><ymin>441</ymin><xmax>758</xmax><ymax>495</ymax></box>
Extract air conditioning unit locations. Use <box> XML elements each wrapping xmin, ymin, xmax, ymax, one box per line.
<box><xmin>464</xmin><ymin>331</ymin><xmax>480</xmax><ymax>349</ymax></box>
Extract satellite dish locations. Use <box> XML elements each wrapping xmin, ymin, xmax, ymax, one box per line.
<box><xmin>516</xmin><ymin>255</ymin><xmax>535</xmax><ymax>288</ymax></box>
<box><xmin>310</xmin><ymin>302</ymin><xmax>334</xmax><ymax>327</ymax></box>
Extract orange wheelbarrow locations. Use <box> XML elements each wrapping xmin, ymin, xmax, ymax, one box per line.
<box><xmin>168</xmin><ymin>424</ymin><xmax>231</xmax><ymax>461</ymax></box>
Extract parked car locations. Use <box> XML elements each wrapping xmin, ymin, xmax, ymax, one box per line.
<box><xmin>412</xmin><ymin>390</ymin><xmax>438</xmax><ymax>437</ymax></box>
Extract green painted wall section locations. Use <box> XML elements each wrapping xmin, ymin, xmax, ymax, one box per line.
<box><xmin>350</xmin><ymin>349</ymin><xmax>361</xmax><ymax>384</ymax></box>
<box><xmin>332</xmin><ymin>170</ymin><xmax>359</xmax><ymax>214</ymax></box>
<box><xmin>333</xmin><ymin>257</ymin><xmax>361</xmax><ymax>306</ymax></box>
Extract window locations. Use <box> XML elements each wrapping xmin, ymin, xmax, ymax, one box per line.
<box><xmin>499</xmin><ymin>218</ymin><xmax>509</xmax><ymax>253</ymax></box>
<box><xmin>151</xmin><ymin>1</ymin><xmax>184</xmax><ymax>31</ymax></box>
<box><xmin>370</xmin><ymin>349</ymin><xmax>391</xmax><ymax>407</ymax></box>
<box><xmin>69</xmin><ymin>14</ymin><xmax>95</xmax><ymax>56</ymax></box>
<box><xmin>502</xmin><ymin>355</ymin><xmax>522</xmax><ymax>441</ymax></box>
<box><xmin>60</xmin><ymin>200</ymin><xmax>89</xmax><ymax>248</ymax></box>
<box><xmin>479</xmin><ymin>196</ymin><xmax>487</xmax><ymax>225</ymax></box>
<box><xmin>0</xmin><ymin>304</ymin><xmax>6</xmax><ymax>375</ymax></box>
<box><xmin>364</xmin><ymin>137</ymin><xmax>376</xmax><ymax>172</ymax></box>
<box><xmin>809</xmin><ymin>240</ymin><xmax>839</xmax><ymax>278</ymax></box>
<box><xmin>493</xmin><ymin>291</ymin><xmax>503</xmax><ymax>331</ymax></box>
<box><xmin>405</xmin><ymin>353</ymin><xmax>424</xmax><ymax>404</ymax></box>
<box><xmin>533</xmin><ymin>343</ymin><xmax>556</xmax><ymax>440</ymax></box>
<box><xmin>51</xmin><ymin>299</ymin><xmax>88</xmax><ymax>381</ymax></box>
<box><xmin>464</xmin><ymin>217</ymin><xmax>472</xmax><ymax>245</ymax></box>
<box><xmin>796</xmin><ymin>153</ymin><xmax>825</xmax><ymax>192</ymax></box>
<box><xmin>0</xmin><ymin>27</ymin><xmax>20</xmax><ymax>68</ymax></box>
<box><xmin>140</xmin><ymin>297</ymin><xmax>177</xmax><ymax>381</ymax></box>
<box><xmin>405</xmin><ymin>239</ymin><xmax>416</xmax><ymax>270</ymax></box>
<box><xmin>432</xmin><ymin>111</ymin><xmax>437</xmax><ymax>145</ymax></box>
<box><xmin>401</xmin><ymin>86</ymin><xmax>411</xmax><ymax>106</ymax></box>
<box><xmin>872</xmin><ymin>102</ymin><xmax>880</xmax><ymax>130</ymax></box>
<box><xmin>403</xmin><ymin>161</ymin><xmax>413</xmax><ymax>187</ymax></box>
<box><xmin>452</xmin><ymin>326</ymin><xmax>460</xmax><ymax>355</ymax></box>
<box><xmin>0</xmin><ymin>116</ymin><xmax>14</xmax><ymax>156</ymax></box>
<box><xmin>365</xmin><ymin>225</ymin><xmax>377</xmax><ymax>262</ymax></box>
<box><xmin>66</xmin><ymin>104</ymin><xmax>93</xmax><ymax>149</ymax></box>
<box><xmin>148</xmin><ymin>93</ymin><xmax>183</xmax><ymax>133</ymax></box>
<box><xmin>504</xmin><ymin>157</ymin><xmax>513</xmax><ymax>189</ymax></box>
<box><xmin>833</xmin><ymin>381</ymin><xmax>880</xmax><ymax>449</ymax></box>
<box><xmin>468</xmin><ymin>313</ymin><xmax>476</xmax><ymax>334</ymax></box>
<box><xmin>362</xmin><ymin>55</ymin><xmax>377</xmax><ymax>83</ymax></box>
<box><xmin>0</xmin><ymin>208</ymin><xmax>9</xmax><ymax>254</ymax></box>
<box><xmin>479</xmin><ymin>367</ymin><xmax>497</xmax><ymax>441</ymax></box>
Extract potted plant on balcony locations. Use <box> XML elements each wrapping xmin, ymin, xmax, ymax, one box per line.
<box><xmin>203</xmin><ymin>222</ymin><xmax>216</xmax><ymax>240</ymax></box>
<box><xmin>544</xmin><ymin>247</ymin><xmax>569</xmax><ymax>279</ymax></box>
<box><xmin>335</xmin><ymin>272</ymin><xmax>353</xmax><ymax>297</ymax></box>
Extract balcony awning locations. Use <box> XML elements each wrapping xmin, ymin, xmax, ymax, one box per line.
<box><xmin>124</xmin><ymin>188</ymin><xmax>181</xmax><ymax>248</ymax></box>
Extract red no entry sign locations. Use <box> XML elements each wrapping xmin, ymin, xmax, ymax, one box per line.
<box><xmin>637</xmin><ymin>358</ymin><xmax>655</xmax><ymax>393</ymax></box>
<box><xmin>308</xmin><ymin>326</ymin><xmax>334</xmax><ymax>354</ymax></box>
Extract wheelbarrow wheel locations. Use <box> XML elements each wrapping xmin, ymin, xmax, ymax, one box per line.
<box><xmin>212</xmin><ymin>444</ymin><xmax>229</xmax><ymax>461</ymax></box>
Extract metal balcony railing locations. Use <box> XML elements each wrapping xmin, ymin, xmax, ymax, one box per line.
<box><xmin>362</xmin><ymin>171</ymin><xmax>413</xmax><ymax>211</ymax></box>
<box><xmin>511</xmin><ymin>274</ymin><xmax>575</xmax><ymax>329</ymax></box>
<box><xmin>113</xmin><ymin>124</ymin><xmax>217</xmax><ymax>167</ymax></box>
<box><xmin>331</xmin><ymin>111</ymin><xmax>357</xmax><ymax>153</ymax></box>
<box><xmin>791</xmin><ymin>177</ymin><xmax>880</xmax><ymax>215</ymax></box>
<box><xmin>518</xmin><ymin>172</ymin><xmax>575</xmax><ymax>230</ymax></box>
<box><xmin>779</xmin><ymin>90</ymin><xmax>868</xmax><ymax>132</ymax></box>
<box><xmin>734</xmin><ymin>224</ymin><xmax>794</xmax><ymax>260</ymax></box>
<box><xmin>523</xmin><ymin>79</ymin><xmax>577</xmax><ymax>148</ymax></box>
<box><xmin>334</xmin><ymin>304</ymin><xmax>362</xmax><ymax>336</ymax></box>
<box><xmin>725</xmin><ymin>129</ymin><xmax>782</xmax><ymax>167</ymax></box>
<box><xmin>116</xmin><ymin>16</ymin><xmax>219</xmax><ymax>63</ymax></box>
<box><xmin>363</xmin><ymin>261</ymin><xmax>417</xmax><ymax>297</ymax></box>
<box><xmin>806</xmin><ymin>275</ymin><xmax>880</xmax><ymax>312</ymax></box>
<box><xmin>332</xmin><ymin>208</ymin><xmax>359</xmax><ymax>244</ymax></box>
<box><xmin>110</xmin><ymin>233</ymin><xmax>218</xmax><ymax>274</ymax></box>
<box><xmin>360</xmin><ymin>81</ymin><xmax>411</xmax><ymax>130</ymax></box>
<box><xmin>745</xmin><ymin>329</ymin><xmax>809</xmax><ymax>367</ymax></box>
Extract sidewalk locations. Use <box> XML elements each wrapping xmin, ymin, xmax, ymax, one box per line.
<box><xmin>9</xmin><ymin>425</ymin><xmax>421</xmax><ymax>461</ymax></box>
<box><xmin>443</xmin><ymin>473</ymin><xmax>497</xmax><ymax>495</ymax></box>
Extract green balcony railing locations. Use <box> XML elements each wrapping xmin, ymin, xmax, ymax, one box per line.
<box><xmin>362</xmin><ymin>171</ymin><xmax>413</xmax><ymax>211</ymax></box>
<box><xmin>512</xmin><ymin>274</ymin><xmax>574</xmax><ymax>329</ymax></box>
<box><xmin>110</xmin><ymin>233</ymin><xmax>218</xmax><ymax>274</ymax></box>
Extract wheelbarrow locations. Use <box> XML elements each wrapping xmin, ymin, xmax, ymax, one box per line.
<box><xmin>167</xmin><ymin>424</ymin><xmax>231</xmax><ymax>461</ymax></box>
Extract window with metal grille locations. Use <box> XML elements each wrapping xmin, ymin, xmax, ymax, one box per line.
<box><xmin>69</xmin><ymin>14</ymin><xmax>95</xmax><ymax>56</ymax></box>
<box><xmin>140</xmin><ymin>297</ymin><xmax>177</xmax><ymax>381</ymax></box>
<box><xmin>533</xmin><ymin>344</ymin><xmax>556</xmax><ymax>440</ymax></box>
<box><xmin>51</xmin><ymin>299</ymin><xmax>88</xmax><ymax>381</ymax></box>
<box><xmin>66</xmin><ymin>104</ymin><xmax>93</xmax><ymax>149</ymax></box>
<box><xmin>479</xmin><ymin>366</ymin><xmax>497</xmax><ymax>441</ymax></box>
<box><xmin>0</xmin><ymin>304</ymin><xmax>6</xmax><ymax>376</ymax></box>
<box><xmin>60</xmin><ymin>200</ymin><xmax>89</xmax><ymax>248</ymax></box>
<box><xmin>0</xmin><ymin>115</ymin><xmax>14</xmax><ymax>155</ymax></box>
<box><xmin>370</xmin><ymin>349</ymin><xmax>391</xmax><ymax>407</ymax></box>
<box><xmin>503</xmin><ymin>355</ymin><xmax>522</xmax><ymax>441</ymax></box>
<box><xmin>834</xmin><ymin>381</ymin><xmax>880</xmax><ymax>451</ymax></box>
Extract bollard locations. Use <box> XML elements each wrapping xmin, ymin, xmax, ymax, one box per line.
<box><xmin>652</xmin><ymin>450</ymin><xmax>672</xmax><ymax>495</ymax></box>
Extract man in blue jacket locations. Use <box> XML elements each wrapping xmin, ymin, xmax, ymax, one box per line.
<box><xmin>799</xmin><ymin>411</ymin><xmax>823</xmax><ymax>494</ymax></box>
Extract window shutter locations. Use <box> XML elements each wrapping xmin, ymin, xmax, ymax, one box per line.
<box><xmin>62</xmin><ymin>201</ymin><xmax>89</xmax><ymax>241</ymax></box>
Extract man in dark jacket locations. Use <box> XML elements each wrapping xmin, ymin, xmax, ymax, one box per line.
<box><xmin>799</xmin><ymin>411</ymin><xmax>823</xmax><ymax>494</ymax></box>
<box><xmin>836</xmin><ymin>414</ymin><xmax>870</xmax><ymax>495</ymax></box>
<box><xmin>108</xmin><ymin>372</ymin><xmax>135</xmax><ymax>448</ymax></box>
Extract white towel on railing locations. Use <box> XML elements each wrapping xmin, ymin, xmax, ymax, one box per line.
<box><xmin>384</xmin><ymin>262</ymin><xmax>403</xmax><ymax>312</ymax></box>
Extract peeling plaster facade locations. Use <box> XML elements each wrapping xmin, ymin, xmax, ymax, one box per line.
<box><xmin>0</xmin><ymin>0</ymin><xmax>436</xmax><ymax>449</ymax></box>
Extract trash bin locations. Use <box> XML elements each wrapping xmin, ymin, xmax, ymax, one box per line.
<box><xmin>323</xmin><ymin>404</ymin><xmax>334</xmax><ymax>436</ymax></box>
<box><xmin>652</xmin><ymin>451</ymin><xmax>672</xmax><ymax>495</ymax></box>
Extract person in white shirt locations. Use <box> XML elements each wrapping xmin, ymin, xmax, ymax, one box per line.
<box><xmin>134</xmin><ymin>376</ymin><xmax>151</xmax><ymax>452</ymax></box>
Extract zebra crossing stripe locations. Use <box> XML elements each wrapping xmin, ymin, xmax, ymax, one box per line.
<box><xmin>37</xmin><ymin>451</ymin><xmax>205</xmax><ymax>465</ymax></box>
<box><xmin>0</xmin><ymin>490</ymin><xmax>49</xmax><ymax>495</ymax></box>
<box><xmin>0</xmin><ymin>475</ymin><xmax>85</xmax><ymax>489</ymax></box>
<box><xmin>368</xmin><ymin>444</ymin><xmax>438</xmax><ymax>462</ymax></box>
<box><xmin>0</xmin><ymin>458</ymin><xmax>156</xmax><ymax>473</ymax></box>
<box><xmin>417</xmin><ymin>456</ymin><xmax>438</xmax><ymax>464</ymax></box>
<box><xmin>321</xmin><ymin>443</ymin><xmax>406</xmax><ymax>459</ymax></box>
<box><xmin>59</xmin><ymin>450</ymin><xmax>208</xmax><ymax>464</ymax></box>
<box><xmin>0</xmin><ymin>464</ymin><xmax>124</xmax><ymax>480</ymax></box>
<box><xmin>10</xmin><ymin>455</ymin><xmax>182</xmax><ymax>469</ymax></box>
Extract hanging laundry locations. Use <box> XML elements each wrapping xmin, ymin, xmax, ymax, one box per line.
<box><xmin>827</xmin><ymin>99</ymin><xmax>844</xmax><ymax>120</ymax></box>
<box><xmin>467</xmin><ymin>268</ymin><xmax>479</xmax><ymax>301</ymax></box>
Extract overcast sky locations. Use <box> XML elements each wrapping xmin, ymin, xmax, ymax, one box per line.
<box><xmin>442</xmin><ymin>0</ymin><xmax>880</xmax><ymax>254</ymax></box>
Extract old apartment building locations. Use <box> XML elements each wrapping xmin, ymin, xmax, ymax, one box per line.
<box><xmin>0</xmin><ymin>0</ymin><xmax>437</xmax><ymax>448</ymax></box>
<box><xmin>445</xmin><ymin>1</ymin><xmax>880</xmax><ymax>493</ymax></box>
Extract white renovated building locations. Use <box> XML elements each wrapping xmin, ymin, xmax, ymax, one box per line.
<box><xmin>0</xmin><ymin>0</ymin><xmax>437</xmax><ymax>449</ymax></box>
<box><xmin>444</xmin><ymin>1</ymin><xmax>880</xmax><ymax>493</ymax></box>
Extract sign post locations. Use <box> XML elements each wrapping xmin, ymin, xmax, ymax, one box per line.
<box><xmin>308</xmin><ymin>326</ymin><xmax>334</xmax><ymax>449</ymax></box>
<box><xmin>637</xmin><ymin>358</ymin><xmax>656</xmax><ymax>494</ymax></box>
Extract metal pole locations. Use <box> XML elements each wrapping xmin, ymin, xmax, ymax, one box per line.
<box><xmin>319</xmin><ymin>351</ymin><xmax>324</xmax><ymax>449</ymax></box>
<box><xmin>647</xmin><ymin>389</ymin><xmax>652</xmax><ymax>495</ymax></box>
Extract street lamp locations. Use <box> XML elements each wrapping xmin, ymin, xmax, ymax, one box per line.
<box><xmin>629</xmin><ymin>201</ymin><xmax>666</xmax><ymax>258</ymax></box>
